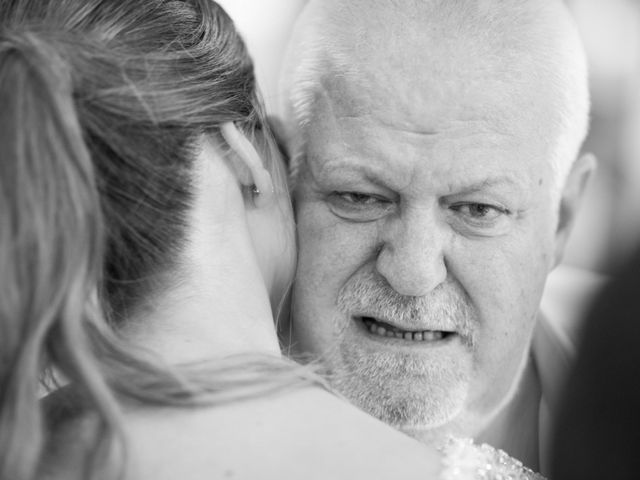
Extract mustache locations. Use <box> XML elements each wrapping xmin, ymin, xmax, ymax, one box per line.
<box><xmin>336</xmin><ymin>270</ymin><xmax>476</xmax><ymax>343</ymax></box>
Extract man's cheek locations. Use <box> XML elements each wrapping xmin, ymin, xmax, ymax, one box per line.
<box><xmin>295</xmin><ymin>209</ymin><xmax>344</xmax><ymax>292</ymax></box>
<box><xmin>300</xmin><ymin>210</ymin><xmax>378</xmax><ymax>273</ymax></box>
<box><xmin>466</xmin><ymin>253</ymin><xmax>541</xmax><ymax>366</ymax></box>
<box><xmin>296</xmin><ymin>202</ymin><xmax>342</xmax><ymax>245</ymax></box>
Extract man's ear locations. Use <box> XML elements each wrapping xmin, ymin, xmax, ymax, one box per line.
<box><xmin>267</xmin><ymin>115</ymin><xmax>291</xmax><ymax>168</ymax></box>
<box><xmin>554</xmin><ymin>152</ymin><xmax>597</xmax><ymax>266</ymax></box>
<box><xmin>267</xmin><ymin>114</ymin><xmax>303</xmax><ymax>210</ymax></box>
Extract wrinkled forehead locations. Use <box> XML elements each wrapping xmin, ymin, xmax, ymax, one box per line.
<box><xmin>288</xmin><ymin>0</ymin><xmax>587</xmax><ymax>190</ymax></box>
<box><xmin>307</xmin><ymin>43</ymin><xmax>554</xmax><ymax>152</ymax></box>
<box><xmin>310</xmin><ymin>2</ymin><xmax>573</xmax><ymax>134</ymax></box>
<box><xmin>297</xmin><ymin>43</ymin><xmax>561</xmax><ymax>194</ymax></box>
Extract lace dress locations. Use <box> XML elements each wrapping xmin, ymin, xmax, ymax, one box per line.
<box><xmin>439</xmin><ymin>437</ymin><xmax>546</xmax><ymax>480</ymax></box>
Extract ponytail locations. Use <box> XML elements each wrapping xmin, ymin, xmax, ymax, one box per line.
<box><xmin>0</xmin><ymin>33</ymin><xmax>117</xmax><ymax>480</ymax></box>
<box><xmin>0</xmin><ymin>2</ymin><xmax>323</xmax><ymax>478</ymax></box>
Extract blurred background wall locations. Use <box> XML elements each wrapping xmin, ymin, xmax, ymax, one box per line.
<box><xmin>565</xmin><ymin>0</ymin><xmax>640</xmax><ymax>273</ymax></box>
<box><xmin>219</xmin><ymin>0</ymin><xmax>640</xmax><ymax>274</ymax></box>
<box><xmin>216</xmin><ymin>0</ymin><xmax>307</xmax><ymax>113</ymax></box>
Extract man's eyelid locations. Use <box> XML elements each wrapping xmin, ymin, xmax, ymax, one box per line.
<box><xmin>461</xmin><ymin>202</ymin><xmax>509</xmax><ymax>213</ymax></box>
<box><xmin>448</xmin><ymin>203</ymin><xmax>512</xmax><ymax>221</ymax></box>
<box><xmin>443</xmin><ymin>191</ymin><xmax>512</xmax><ymax>212</ymax></box>
<box><xmin>327</xmin><ymin>190</ymin><xmax>396</xmax><ymax>223</ymax></box>
<box><xmin>326</xmin><ymin>177</ymin><xmax>397</xmax><ymax>199</ymax></box>
<box><xmin>337</xmin><ymin>190</ymin><xmax>392</xmax><ymax>201</ymax></box>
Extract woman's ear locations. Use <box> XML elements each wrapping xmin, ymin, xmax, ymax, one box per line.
<box><xmin>221</xmin><ymin>122</ymin><xmax>274</xmax><ymax>208</ymax></box>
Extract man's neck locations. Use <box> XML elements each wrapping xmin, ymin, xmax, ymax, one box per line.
<box><xmin>476</xmin><ymin>356</ymin><xmax>542</xmax><ymax>471</ymax></box>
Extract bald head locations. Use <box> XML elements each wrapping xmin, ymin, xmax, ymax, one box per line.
<box><xmin>280</xmin><ymin>0</ymin><xmax>589</xmax><ymax>188</ymax></box>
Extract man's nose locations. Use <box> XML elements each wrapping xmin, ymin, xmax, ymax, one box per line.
<box><xmin>375</xmin><ymin>208</ymin><xmax>447</xmax><ymax>297</ymax></box>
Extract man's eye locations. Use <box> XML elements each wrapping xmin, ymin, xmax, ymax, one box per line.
<box><xmin>453</xmin><ymin>203</ymin><xmax>504</xmax><ymax>219</ymax></box>
<box><xmin>336</xmin><ymin>192</ymin><xmax>380</xmax><ymax>205</ymax></box>
<box><xmin>449</xmin><ymin>202</ymin><xmax>511</xmax><ymax>233</ymax></box>
<box><xmin>328</xmin><ymin>191</ymin><xmax>392</xmax><ymax>221</ymax></box>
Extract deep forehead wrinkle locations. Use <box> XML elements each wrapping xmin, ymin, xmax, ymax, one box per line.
<box><xmin>369</xmin><ymin>117</ymin><xmax>440</xmax><ymax>136</ymax></box>
<box><xmin>334</xmin><ymin>112</ymin><xmax>441</xmax><ymax>137</ymax></box>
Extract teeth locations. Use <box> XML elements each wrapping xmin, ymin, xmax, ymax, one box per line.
<box><xmin>362</xmin><ymin>318</ymin><xmax>447</xmax><ymax>342</ymax></box>
<box><xmin>423</xmin><ymin>331</ymin><xmax>444</xmax><ymax>341</ymax></box>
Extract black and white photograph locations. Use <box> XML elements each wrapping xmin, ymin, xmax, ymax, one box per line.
<box><xmin>1</xmin><ymin>1</ymin><xmax>639</xmax><ymax>479</ymax></box>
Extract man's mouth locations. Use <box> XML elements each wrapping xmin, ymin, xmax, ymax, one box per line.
<box><xmin>356</xmin><ymin>316</ymin><xmax>455</xmax><ymax>342</ymax></box>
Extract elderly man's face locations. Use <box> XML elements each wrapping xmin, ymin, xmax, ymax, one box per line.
<box><xmin>290</xmin><ymin>52</ymin><xmax>571</xmax><ymax>436</ymax></box>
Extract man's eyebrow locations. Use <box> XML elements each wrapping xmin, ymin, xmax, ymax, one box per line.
<box><xmin>454</xmin><ymin>176</ymin><xmax>525</xmax><ymax>193</ymax></box>
<box><xmin>312</xmin><ymin>158</ymin><xmax>528</xmax><ymax>192</ymax></box>
<box><xmin>313</xmin><ymin>157</ymin><xmax>381</xmax><ymax>177</ymax></box>
<box><xmin>309</xmin><ymin>157</ymin><xmax>402</xmax><ymax>190</ymax></box>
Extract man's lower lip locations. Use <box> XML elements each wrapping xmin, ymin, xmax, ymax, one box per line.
<box><xmin>356</xmin><ymin>316</ymin><xmax>455</xmax><ymax>343</ymax></box>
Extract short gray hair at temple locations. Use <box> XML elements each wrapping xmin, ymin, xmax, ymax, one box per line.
<box><xmin>279</xmin><ymin>0</ymin><xmax>590</xmax><ymax>191</ymax></box>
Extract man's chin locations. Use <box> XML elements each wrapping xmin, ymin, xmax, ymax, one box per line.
<box><xmin>385</xmin><ymin>396</ymin><xmax>467</xmax><ymax>443</ymax></box>
<box><xmin>337</xmin><ymin>378</ymin><xmax>469</xmax><ymax>441</ymax></box>
<box><xmin>331</xmin><ymin>346</ymin><xmax>469</xmax><ymax>428</ymax></box>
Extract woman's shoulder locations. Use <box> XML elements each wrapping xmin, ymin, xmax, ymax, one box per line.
<box><xmin>123</xmin><ymin>386</ymin><xmax>442</xmax><ymax>480</ymax></box>
<box><xmin>39</xmin><ymin>386</ymin><xmax>545</xmax><ymax>480</ymax></box>
<box><xmin>125</xmin><ymin>392</ymin><xmax>547</xmax><ymax>480</ymax></box>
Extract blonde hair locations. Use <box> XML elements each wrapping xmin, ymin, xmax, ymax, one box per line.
<box><xmin>0</xmin><ymin>2</ymin><xmax>319</xmax><ymax>479</ymax></box>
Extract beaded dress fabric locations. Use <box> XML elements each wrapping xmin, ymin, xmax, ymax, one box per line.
<box><xmin>439</xmin><ymin>437</ymin><xmax>546</xmax><ymax>480</ymax></box>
